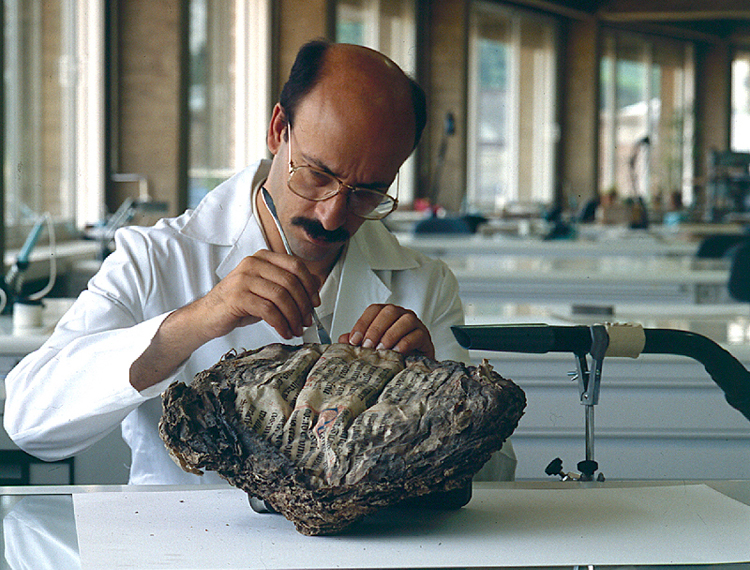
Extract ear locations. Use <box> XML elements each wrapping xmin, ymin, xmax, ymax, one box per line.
<box><xmin>267</xmin><ymin>103</ymin><xmax>287</xmax><ymax>155</ymax></box>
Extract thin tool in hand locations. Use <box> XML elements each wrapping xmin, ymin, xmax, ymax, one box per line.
<box><xmin>261</xmin><ymin>187</ymin><xmax>332</xmax><ymax>344</ymax></box>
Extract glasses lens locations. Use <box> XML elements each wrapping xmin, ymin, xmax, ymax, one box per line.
<box><xmin>288</xmin><ymin>166</ymin><xmax>339</xmax><ymax>200</ymax></box>
<box><xmin>350</xmin><ymin>189</ymin><xmax>395</xmax><ymax>219</ymax></box>
<box><xmin>288</xmin><ymin>166</ymin><xmax>396</xmax><ymax>219</ymax></box>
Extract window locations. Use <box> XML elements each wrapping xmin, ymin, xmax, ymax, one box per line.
<box><xmin>599</xmin><ymin>30</ymin><xmax>694</xmax><ymax>206</ymax></box>
<box><xmin>732</xmin><ymin>50</ymin><xmax>750</xmax><ymax>153</ymax></box>
<box><xmin>467</xmin><ymin>2</ymin><xmax>558</xmax><ymax>212</ymax></box>
<box><xmin>188</xmin><ymin>0</ymin><xmax>271</xmax><ymax>208</ymax></box>
<box><xmin>3</xmin><ymin>0</ymin><xmax>105</xmax><ymax>247</ymax></box>
<box><xmin>335</xmin><ymin>0</ymin><xmax>417</xmax><ymax>206</ymax></box>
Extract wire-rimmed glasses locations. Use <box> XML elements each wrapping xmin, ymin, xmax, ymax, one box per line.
<box><xmin>286</xmin><ymin>126</ymin><xmax>399</xmax><ymax>220</ymax></box>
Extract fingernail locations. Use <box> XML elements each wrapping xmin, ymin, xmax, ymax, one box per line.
<box><xmin>362</xmin><ymin>338</ymin><xmax>374</xmax><ymax>349</ymax></box>
<box><xmin>349</xmin><ymin>331</ymin><xmax>363</xmax><ymax>345</ymax></box>
<box><xmin>376</xmin><ymin>342</ymin><xmax>386</xmax><ymax>351</ymax></box>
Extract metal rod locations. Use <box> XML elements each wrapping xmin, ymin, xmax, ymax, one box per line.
<box><xmin>585</xmin><ymin>405</ymin><xmax>595</xmax><ymax>462</ymax></box>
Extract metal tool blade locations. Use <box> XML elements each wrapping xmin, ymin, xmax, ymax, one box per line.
<box><xmin>260</xmin><ymin>187</ymin><xmax>332</xmax><ymax>344</ymax></box>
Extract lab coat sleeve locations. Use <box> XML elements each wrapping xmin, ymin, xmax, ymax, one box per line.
<box><xmin>2</xmin><ymin>230</ymin><xmax>179</xmax><ymax>461</ymax></box>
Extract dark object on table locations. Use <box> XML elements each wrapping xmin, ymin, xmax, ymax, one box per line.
<box><xmin>414</xmin><ymin>213</ymin><xmax>473</xmax><ymax>234</ymax></box>
<box><xmin>159</xmin><ymin>343</ymin><xmax>525</xmax><ymax>535</ymax></box>
<box><xmin>729</xmin><ymin>240</ymin><xmax>750</xmax><ymax>302</ymax></box>
<box><xmin>695</xmin><ymin>233</ymin><xmax>750</xmax><ymax>259</ymax></box>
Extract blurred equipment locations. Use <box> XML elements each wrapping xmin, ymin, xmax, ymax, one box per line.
<box><xmin>415</xmin><ymin>112</ymin><xmax>485</xmax><ymax>235</ymax></box>
<box><xmin>729</xmin><ymin>240</ymin><xmax>750</xmax><ymax>302</ymax></box>
<box><xmin>428</xmin><ymin>111</ymin><xmax>455</xmax><ymax>207</ymax></box>
<box><xmin>1</xmin><ymin>213</ymin><xmax>57</xmax><ymax>315</ymax></box>
<box><xmin>89</xmin><ymin>198</ymin><xmax>168</xmax><ymax>259</ymax></box>
<box><xmin>627</xmin><ymin>135</ymin><xmax>650</xmax><ymax>229</ymax></box>
<box><xmin>695</xmin><ymin>232</ymin><xmax>750</xmax><ymax>259</ymax></box>
<box><xmin>705</xmin><ymin>149</ymin><xmax>750</xmax><ymax>222</ymax></box>
<box><xmin>542</xmin><ymin>206</ymin><xmax>576</xmax><ymax>240</ymax></box>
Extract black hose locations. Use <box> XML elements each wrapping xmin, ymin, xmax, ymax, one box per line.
<box><xmin>451</xmin><ymin>324</ymin><xmax>592</xmax><ymax>355</ymax></box>
<box><xmin>452</xmin><ymin>324</ymin><xmax>750</xmax><ymax>422</ymax></box>
<box><xmin>642</xmin><ymin>329</ymin><xmax>750</xmax><ymax>421</ymax></box>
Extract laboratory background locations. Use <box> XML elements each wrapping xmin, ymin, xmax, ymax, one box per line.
<box><xmin>1</xmin><ymin>0</ymin><xmax>750</xmax><ymax>488</ymax></box>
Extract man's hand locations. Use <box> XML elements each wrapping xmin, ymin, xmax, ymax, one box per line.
<box><xmin>130</xmin><ymin>250</ymin><xmax>321</xmax><ymax>391</ymax></box>
<box><xmin>189</xmin><ymin>250</ymin><xmax>322</xmax><ymax>341</ymax></box>
<box><xmin>338</xmin><ymin>303</ymin><xmax>435</xmax><ymax>359</ymax></box>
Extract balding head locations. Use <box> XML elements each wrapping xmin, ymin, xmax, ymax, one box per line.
<box><xmin>279</xmin><ymin>40</ymin><xmax>426</xmax><ymax>150</ymax></box>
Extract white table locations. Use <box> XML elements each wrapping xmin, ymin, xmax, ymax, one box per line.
<box><xmin>395</xmin><ymin>229</ymin><xmax>700</xmax><ymax>259</ymax></box>
<box><xmin>396</xmin><ymin>231</ymin><xmax>735</xmax><ymax>304</ymax></box>
<box><xmin>5</xmin><ymin>481</ymin><xmax>745</xmax><ymax>569</ymax></box>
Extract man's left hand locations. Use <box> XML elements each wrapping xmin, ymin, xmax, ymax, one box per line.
<box><xmin>338</xmin><ymin>303</ymin><xmax>435</xmax><ymax>359</ymax></box>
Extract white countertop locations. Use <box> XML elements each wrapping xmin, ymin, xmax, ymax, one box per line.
<box><xmin>395</xmin><ymin>229</ymin><xmax>700</xmax><ymax>258</ymax></box>
<box><xmin>2</xmin><ymin>482</ymin><xmax>749</xmax><ymax>569</ymax></box>
<box><xmin>2</xmin><ymin>297</ymin><xmax>749</xmax><ymax>356</ymax></box>
<box><xmin>0</xmin><ymin>298</ymin><xmax>75</xmax><ymax>355</ymax></box>
<box><xmin>70</xmin><ymin>482</ymin><xmax>750</xmax><ymax>569</ymax></box>
<box><xmin>449</xmin><ymin>255</ymin><xmax>729</xmax><ymax>283</ymax></box>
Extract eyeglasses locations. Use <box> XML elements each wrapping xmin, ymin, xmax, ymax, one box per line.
<box><xmin>286</xmin><ymin>126</ymin><xmax>399</xmax><ymax>220</ymax></box>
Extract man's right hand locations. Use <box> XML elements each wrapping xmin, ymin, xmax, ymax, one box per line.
<box><xmin>129</xmin><ymin>250</ymin><xmax>321</xmax><ymax>392</ymax></box>
<box><xmin>190</xmin><ymin>249</ymin><xmax>322</xmax><ymax>342</ymax></box>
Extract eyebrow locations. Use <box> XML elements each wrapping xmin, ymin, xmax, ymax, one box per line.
<box><xmin>300</xmin><ymin>151</ymin><xmax>393</xmax><ymax>191</ymax></box>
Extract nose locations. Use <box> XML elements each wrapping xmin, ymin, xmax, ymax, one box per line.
<box><xmin>315</xmin><ymin>189</ymin><xmax>349</xmax><ymax>231</ymax></box>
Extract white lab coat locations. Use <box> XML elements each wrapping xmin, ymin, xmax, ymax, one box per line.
<box><xmin>3</xmin><ymin>160</ymin><xmax>515</xmax><ymax>485</ymax></box>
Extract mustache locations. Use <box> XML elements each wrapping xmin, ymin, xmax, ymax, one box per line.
<box><xmin>291</xmin><ymin>217</ymin><xmax>350</xmax><ymax>243</ymax></box>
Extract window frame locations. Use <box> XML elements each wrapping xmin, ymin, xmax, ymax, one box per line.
<box><xmin>187</xmin><ymin>0</ymin><xmax>272</xmax><ymax>210</ymax></box>
<box><xmin>731</xmin><ymin>48</ymin><xmax>750</xmax><ymax>153</ymax></box>
<box><xmin>598</xmin><ymin>28</ymin><xmax>695</xmax><ymax>208</ymax></box>
<box><xmin>3</xmin><ymin>0</ymin><xmax>105</xmax><ymax>251</ymax></box>
<box><xmin>466</xmin><ymin>1</ymin><xmax>560</xmax><ymax>213</ymax></box>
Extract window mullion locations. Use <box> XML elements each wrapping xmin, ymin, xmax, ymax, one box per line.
<box><xmin>507</xmin><ymin>12</ymin><xmax>521</xmax><ymax>206</ymax></box>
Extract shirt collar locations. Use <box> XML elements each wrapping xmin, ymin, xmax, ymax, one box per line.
<box><xmin>181</xmin><ymin>159</ymin><xmax>270</xmax><ymax>246</ymax></box>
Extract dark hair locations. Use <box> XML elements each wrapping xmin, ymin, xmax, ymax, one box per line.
<box><xmin>279</xmin><ymin>39</ymin><xmax>427</xmax><ymax>149</ymax></box>
<box><xmin>278</xmin><ymin>39</ymin><xmax>330</xmax><ymax>134</ymax></box>
<box><xmin>409</xmin><ymin>80</ymin><xmax>427</xmax><ymax>150</ymax></box>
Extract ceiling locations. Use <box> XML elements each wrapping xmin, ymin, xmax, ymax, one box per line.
<box><xmin>516</xmin><ymin>0</ymin><xmax>750</xmax><ymax>42</ymax></box>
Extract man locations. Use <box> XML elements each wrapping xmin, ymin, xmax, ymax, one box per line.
<box><xmin>4</xmin><ymin>40</ymin><xmax>515</xmax><ymax>484</ymax></box>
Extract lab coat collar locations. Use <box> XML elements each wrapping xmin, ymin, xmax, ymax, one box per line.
<box><xmin>330</xmin><ymin>223</ymin><xmax>421</xmax><ymax>337</ymax></box>
<box><xmin>330</xmin><ymin>236</ymin><xmax>389</xmax><ymax>337</ymax></box>
<box><xmin>181</xmin><ymin>160</ymin><xmax>270</xmax><ymax>247</ymax></box>
<box><xmin>351</xmin><ymin>220</ymin><xmax>420</xmax><ymax>272</ymax></box>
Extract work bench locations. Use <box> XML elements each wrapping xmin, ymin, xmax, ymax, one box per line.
<box><xmin>1</xmin><ymin>481</ymin><xmax>748</xmax><ymax>569</ymax></box>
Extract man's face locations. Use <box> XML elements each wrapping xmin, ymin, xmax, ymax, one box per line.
<box><xmin>266</xmin><ymin>83</ymin><xmax>414</xmax><ymax>267</ymax></box>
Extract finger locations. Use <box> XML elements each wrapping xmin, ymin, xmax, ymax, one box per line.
<box><xmin>198</xmin><ymin>280</ymin><xmax>296</xmax><ymax>340</ymax></box>
<box><xmin>369</xmin><ymin>311</ymin><xmax>422</xmax><ymax>350</ymax></box>
<box><xmin>345</xmin><ymin>304</ymin><xmax>435</xmax><ymax>358</ymax></box>
<box><xmin>255</xmin><ymin>250</ymin><xmax>322</xmax><ymax>306</ymax></box>
<box><xmin>392</xmin><ymin>327</ymin><xmax>435</xmax><ymax>359</ymax></box>
<box><xmin>214</xmin><ymin>254</ymin><xmax>317</xmax><ymax>338</ymax></box>
<box><xmin>240</xmin><ymin>288</ymin><xmax>297</xmax><ymax>339</ymax></box>
<box><xmin>252</xmin><ymin>277</ymin><xmax>310</xmax><ymax>337</ymax></box>
<box><xmin>245</xmin><ymin>253</ymin><xmax>321</xmax><ymax>333</ymax></box>
<box><xmin>360</xmin><ymin>305</ymin><xmax>414</xmax><ymax>349</ymax></box>
<box><xmin>346</xmin><ymin>304</ymin><xmax>398</xmax><ymax>348</ymax></box>
<box><xmin>255</xmin><ymin>269</ymin><xmax>314</xmax><ymax>332</ymax></box>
